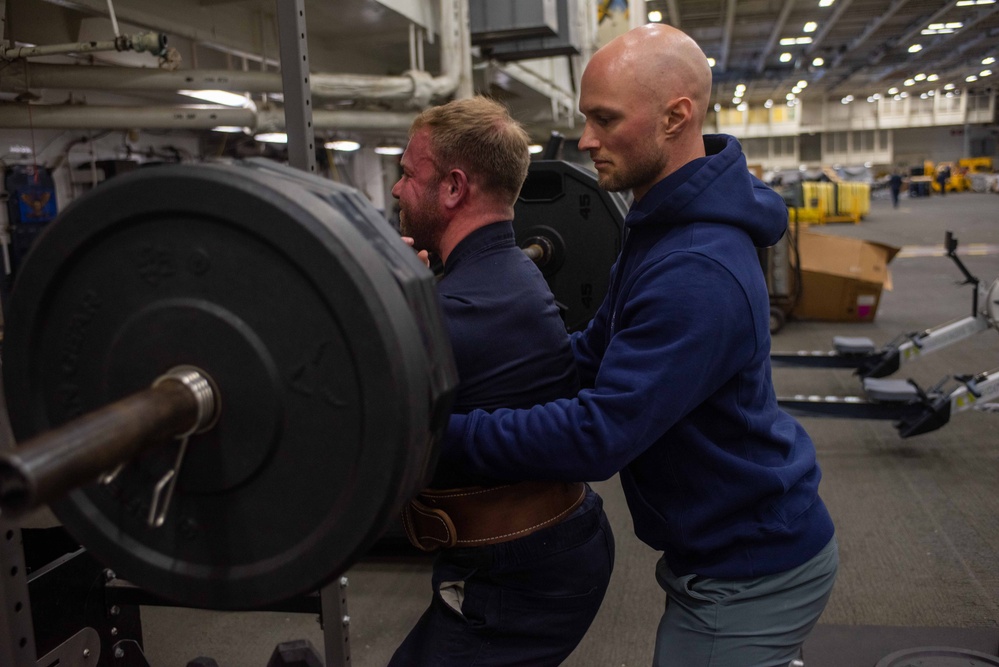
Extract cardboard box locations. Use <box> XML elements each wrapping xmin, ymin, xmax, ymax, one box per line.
<box><xmin>790</xmin><ymin>231</ymin><xmax>900</xmax><ymax>322</ymax></box>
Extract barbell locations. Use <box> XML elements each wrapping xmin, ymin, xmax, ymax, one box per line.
<box><xmin>0</xmin><ymin>157</ymin><xmax>625</xmax><ymax>611</ymax></box>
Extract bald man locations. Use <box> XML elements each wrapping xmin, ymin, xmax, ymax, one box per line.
<box><xmin>438</xmin><ymin>24</ymin><xmax>838</xmax><ymax>667</ymax></box>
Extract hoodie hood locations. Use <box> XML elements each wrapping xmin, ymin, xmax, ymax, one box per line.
<box><xmin>625</xmin><ymin>134</ymin><xmax>787</xmax><ymax>247</ymax></box>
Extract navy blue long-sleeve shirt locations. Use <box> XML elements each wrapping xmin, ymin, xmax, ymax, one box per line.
<box><xmin>430</xmin><ymin>221</ymin><xmax>579</xmax><ymax>488</ymax></box>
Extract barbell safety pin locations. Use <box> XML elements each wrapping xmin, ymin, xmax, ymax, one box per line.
<box><xmin>99</xmin><ymin>463</ymin><xmax>125</xmax><ymax>486</ymax></box>
<box><xmin>147</xmin><ymin>432</ymin><xmax>191</xmax><ymax>528</ymax></box>
<box><xmin>95</xmin><ymin>367</ymin><xmax>216</xmax><ymax>527</ymax></box>
<box><xmin>146</xmin><ymin>366</ymin><xmax>218</xmax><ymax>528</ymax></box>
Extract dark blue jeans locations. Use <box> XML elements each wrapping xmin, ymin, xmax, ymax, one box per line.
<box><xmin>389</xmin><ymin>487</ymin><xmax>614</xmax><ymax>667</ymax></box>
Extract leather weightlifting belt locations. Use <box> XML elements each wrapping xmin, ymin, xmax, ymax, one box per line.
<box><xmin>402</xmin><ymin>481</ymin><xmax>587</xmax><ymax>552</ymax></box>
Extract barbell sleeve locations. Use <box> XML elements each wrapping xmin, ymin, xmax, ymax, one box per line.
<box><xmin>521</xmin><ymin>235</ymin><xmax>555</xmax><ymax>269</ymax></box>
<box><xmin>522</xmin><ymin>243</ymin><xmax>545</xmax><ymax>263</ymax></box>
<box><xmin>0</xmin><ymin>367</ymin><xmax>216</xmax><ymax>517</ymax></box>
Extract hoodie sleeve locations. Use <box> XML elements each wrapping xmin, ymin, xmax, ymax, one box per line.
<box><xmin>568</xmin><ymin>289</ymin><xmax>612</xmax><ymax>388</ymax></box>
<box><xmin>440</xmin><ymin>248</ymin><xmax>761</xmax><ymax>482</ymax></box>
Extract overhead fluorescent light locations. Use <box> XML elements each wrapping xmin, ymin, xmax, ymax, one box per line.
<box><xmin>254</xmin><ymin>132</ymin><xmax>287</xmax><ymax>143</ymax></box>
<box><xmin>908</xmin><ymin>44</ymin><xmax>923</xmax><ymax>53</ymax></box>
<box><xmin>179</xmin><ymin>89</ymin><xmax>250</xmax><ymax>107</ymax></box>
<box><xmin>780</xmin><ymin>52</ymin><xmax>793</xmax><ymax>62</ymax></box>
<box><xmin>374</xmin><ymin>146</ymin><xmax>404</xmax><ymax>156</ymax></box>
<box><xmin>647</xmin><ymin>10</ymin><xmax>663</xmax><ymax>22</ymax></box>
<box><xmin>325</xmin><ymin>140</ymin><xmax>360</xmax><ymax>152</ymax></box>
<box><xmin>707</xmin><ymin>57</ymin><xmax>717</xmax><ymax>67</ymax></box>
<box><xmin>923</xmin><ymin>21</ymin><xmax>962</xmax><ymax>34</ymax></box>
<box><xmin>798</xmin><ymin>80</ymin><xmax>808</xmax><ymax>88</ymax></box>
<box><xmin>803</xmin><ymin>22</ymin><xmax>818</xmax><ymax>33</ymax></box>
<box><xmin>981</xmin><ymin>70</ymin><xmax>993</xmax><ymax>77</ymax></box>
<box><xmin>812</xmin><ymin>57</ymin><xmax>824</xmax><ymax>66</ymax></box>
<box><xmin>528</xmin><ymin>144</ymin><xmax>544</xmax><ymax>155</ymax></box>
<box><xmin>966</xmin><ymin>75</ymin><xmax>978</xmax><ymax>82</ymax></box>
<box><xmin>211</xmin><ymin>126</ymin><xmax>246</xmax><ymax>133</ymax></box>
<box><xmin>819</xmin><ymin>0</ymin><xmax>835</xmax><ymax>6</ymax></box>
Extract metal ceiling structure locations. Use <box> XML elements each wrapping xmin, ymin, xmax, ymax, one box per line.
<box><xmin>1</xmin><ymin>0</ymin><xmax>584</xmax><ymax>137</ymax></box>
<box><xmin>1</xmin><ymin>0</ymin><xmax>997</xmax><ymax>133</ymax></box>
<box><xmin>643</xmin><ymin>0</ymin><xmax>999</xmax><ymax>108</ymax></box>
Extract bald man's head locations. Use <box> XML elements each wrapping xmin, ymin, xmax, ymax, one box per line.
<box><xmin>595</xmin><ymin>24</ymin><xmax>712</xmax><ymax>126</ymax></box>
<box><xmin>577</xmin><ymin>24</ymin><xmax>714</xmax><ymax>200</ymax></box>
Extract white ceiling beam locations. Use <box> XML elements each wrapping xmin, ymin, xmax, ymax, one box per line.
<box><xmin>664</xmin><ymin>0</ymin><xmax>680</xmax><ymax>28</ymax></box>
<box><xmin>828</xmin><ymin>0</ymin><xmax>911</xmax><ymax>70</ymax></box>
<box><xmin>717</xmin><ymin>0</ymin><xmax>737</xmax><ymax>73</ymax></box>
<box><xmin>872</xmin><ymin>5</ymin><xmax>999</xmax><ymax>84</ymax></box>
<box><xmin>805</xmin><ymin>0</ymin><xmax>853</xmax><ymax>55</ymax></box>
<box><xmin>755</xmin><ymin>0</ymin><xmax>797</xmax><ymax>74</ymax></box>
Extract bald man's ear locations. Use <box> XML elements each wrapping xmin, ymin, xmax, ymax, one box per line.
<box><xmin>662</xmin><ymin>97</ymin><xmax>694</xmax><ymax>138</ymax></box>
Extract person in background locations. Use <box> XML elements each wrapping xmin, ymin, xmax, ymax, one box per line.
<box><xmin>936</xmin><ymin>164</ymin><xmax>950</xmax><ymax>195</ymax></box>
<box><xmin>388</xmin><ymin>96</ymin><xmax>614</xmax><ymax>667</ymax></box>
<box><xmin>437</xmin><ymin>25</ymin><xmax>838</xmax><ymax>667</ymax></box>
<box><xmin>889</xmin><ymin>169</ymin><xmax>903</xmax><ymax>208</ymax></box>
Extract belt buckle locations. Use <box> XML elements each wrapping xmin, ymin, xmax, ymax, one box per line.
<box><xmin>402</xmin><ymin>498</ymin><xmax>457</xmax><ymax>552</ymax></box>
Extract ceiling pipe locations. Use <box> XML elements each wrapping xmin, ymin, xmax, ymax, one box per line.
<box><xmin>3</xmin><ymin>0</ymin><xmax>470</xmax><ymax>110</ymax></box>
<box><xmin>0</xmin><ymin>61</ymin><xmax>424</xmax><ymax>102</ymax></box>
<box><xmin>0</xmin><ymin>104</ymin><xmax>417</xmax><ymax>132</ymax></box>
<box><xmin>0</xmin><ymin>31</ymin><xmax>168</xmax><ymax>60</ymax></box>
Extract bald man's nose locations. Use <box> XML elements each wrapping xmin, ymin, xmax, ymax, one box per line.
<box><xmin>578</xmin><ymin>123</ymin><xmax>598</xmax><ymax>150</ymax></box>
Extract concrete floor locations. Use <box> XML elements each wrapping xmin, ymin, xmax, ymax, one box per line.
<box><xmin>18</xmin><ymin>189</ymin><xmax>999</xmax><ymax>666</ymax></box>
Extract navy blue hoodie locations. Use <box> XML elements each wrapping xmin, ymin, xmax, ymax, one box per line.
<box><xmin>441</xmin><ymin>134</ymin><xmax>834</xmax><ymax>579</ymax></box>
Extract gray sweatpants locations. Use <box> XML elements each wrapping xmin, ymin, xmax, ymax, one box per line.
<box><xmin>653</xmin><ymin>538</ymin><xmax>838</xmax><ymax>667</ymax></box>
